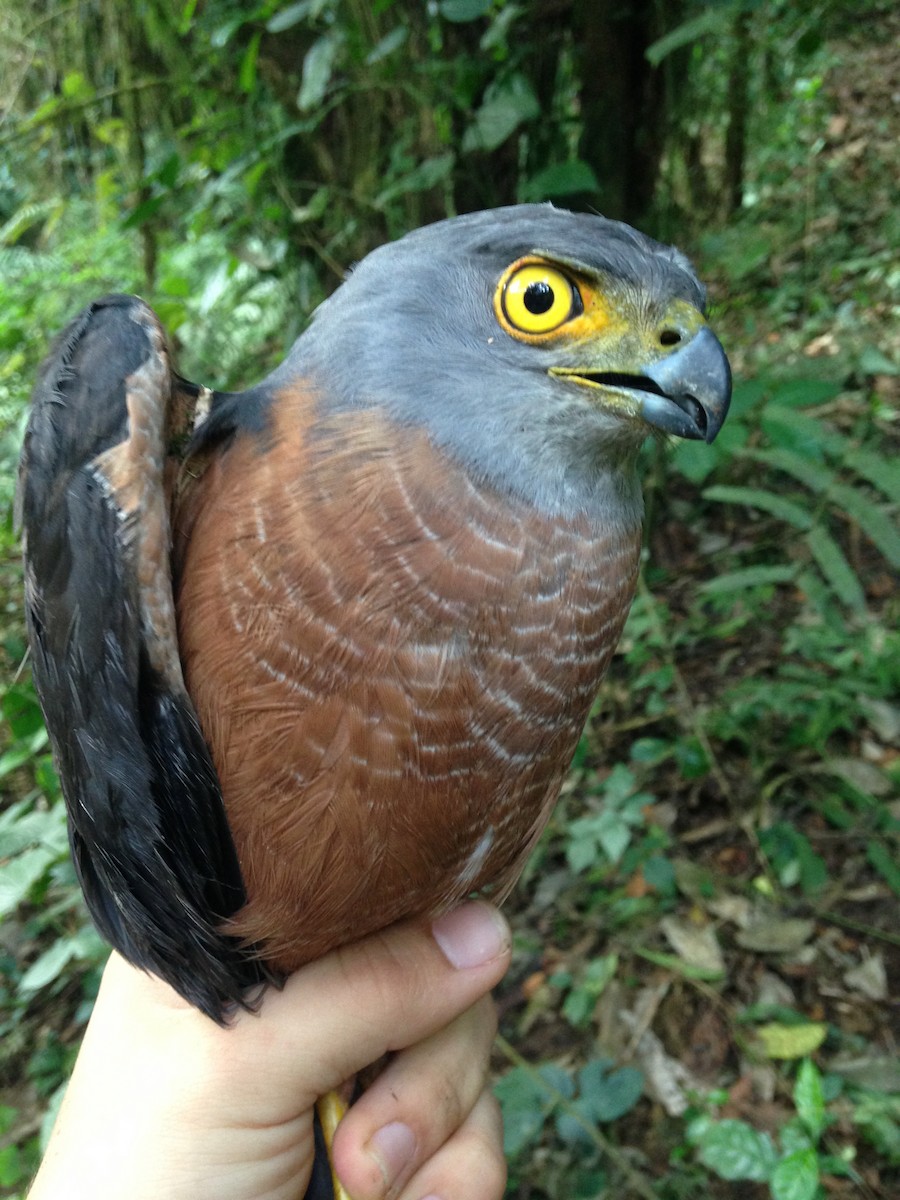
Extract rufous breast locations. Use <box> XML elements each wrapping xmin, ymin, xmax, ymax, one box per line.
<box><xmin>175</xmin><ymin>385</ymin><xmax>641</xmax><ymax>971</ymax></box>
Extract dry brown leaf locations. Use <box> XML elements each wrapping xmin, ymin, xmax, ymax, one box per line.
<box><xmin>660</xmin><ymin>916</ymin><xmax>725</xmax><ymax>975</ymax></box>
<box><xmin>708</xmin><ymin>894</ymin><xmax>753</xmax><ymax>928</ymax></box>
<box><xmin>804</xmin><ymin>332</ymin><xmax>839</xmax><ymax>357</ymax></box>
<box><xmin>618</xmin><ymin>1007</ymin><xmax>702</xmax><ymax>1117</ymax></box>
<box><xmin>843</xmin><ymin>951</ymin><xmax>888</xmax><ymax>1001</ymax></box>
<box><xmin>736</xmin><ymin>916</ymin><xmax>815</xmax><ymax>953</ymax></box>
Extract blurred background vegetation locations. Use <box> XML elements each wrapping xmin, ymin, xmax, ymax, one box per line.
<box><xmin>0</xmin><ymin>1</ymin><xmax>897</xmax><ymax>1197</ymax></box>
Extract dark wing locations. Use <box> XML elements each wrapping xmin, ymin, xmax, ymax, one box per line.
<box><xmin>17</xmin><ymin>294</ymin><xmax>273</xmax><ymax>1021</ymax></box>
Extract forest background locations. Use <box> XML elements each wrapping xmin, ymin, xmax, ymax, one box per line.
<box><xmin>0</xmin><ymin>2</ymin><xmax>897</xmax><ymax>1198</ymax></box>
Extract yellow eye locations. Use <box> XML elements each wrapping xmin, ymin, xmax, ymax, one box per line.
<box><xmin>500</xmin><ymin>262</ymin><xmax>581</xmax><ymax>335</ymax></box>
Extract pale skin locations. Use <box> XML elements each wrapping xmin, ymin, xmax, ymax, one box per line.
<box><xmin>28</xmin><ymin>900</ymin><xmax>511</xmax><ymax>1200</ymax></box>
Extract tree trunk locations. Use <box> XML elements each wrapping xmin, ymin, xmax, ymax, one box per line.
<box><xmin>572</xmin><ymin>0</ymin><xmax>674</xmax><ymax>227</ymax></box>
<box><xmin>724</xmin><ymin>7</ymin><xmax>752</xmax><ymax>215</ymax></box>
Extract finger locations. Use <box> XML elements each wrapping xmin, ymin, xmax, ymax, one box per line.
<box><xmin>241</xmin><ymin>902</ymin><xmax>510</xmax><ymax>1101</ymax></box>
<box><xmin>398</xmin><ymin>1088</ymin><xmax>506</xmax><ymax>1200</ymax></box>
<box><xmin>91</xmin><ymin>904</ymin><xmax>510</xmax><ymax>1132</ymax></box>
<box><xmin>331</xmin><ymin>996</ymin><xmax>497</xmax><ymax>1199</ymax></box>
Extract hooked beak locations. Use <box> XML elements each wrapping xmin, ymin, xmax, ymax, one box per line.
<box><xmin>551</xmin><ymin>325</ymin><xmax>732</xmax><ymax>444</ymax></box>
<box><xmin>635</xmin><ymin>326</ymin><xmax>732</xmax><ymax>443</ymax></box>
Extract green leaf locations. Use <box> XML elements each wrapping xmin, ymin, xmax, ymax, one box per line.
<box><xmin>375</xmin><ymin>154</ymin><xmax>455</xmax><ymax>207</ymax></box>
<box><xmin>642</xmin><ymin>854</ymin><xmax>675</xmax><ymax>893</ymax></box>
<box><xmin>61</xmin><ymin>71</ymin><xmax>94</xmax><ymax>102</ymax></box>
<box><xmin>634</xmin><ymin>947</ymin><xmax>726</xmax><ymax>982</ymax></box>
<box><xmin>520</xmin><ymin>160</ymin><xmax>600</xmax><ymax>202</ymax></box>
<box><xmin>239</xmin><ymin>31</ymin><xmax>262</xmax><ymax>93</ymax></box>
<box><xmin>794</xmin><ymin>1059</ymin><xmax>826</xmax><ymax>1142</ymax></box>
<box><xmin>0</xmin><ymin>743</ymin><xmax>36</xmax><ymax>778</ymax></box>
<box><xmin>761</xmin><ymin>408</ymin><xmax>829</xmax><ymax>457</ymax></box>
<box><xmin>267</xmin><ymin>1</ymin><xmax>328</xmax><ymax>32</ymax></box>
<box><xmin>0</xmin><ymin>801</ymin><xmax>67</xmax><ymax>858</ymax></box>
<box><xmin>578</xmin><ymin>1059</ymin><xmax>644</xmax><ymax>1121</ymax></box>
<box><xmin>752</xmin><ymin>446</ymin><xmax>836</xmax><ymax>491</ymax></box>
<box><xmin>757</xmin><ymin>1022</ymin><xmax>828</xmax><ymax>1059</ymax></box>
<box><xmin>844</xmin><ymin>447</ymin><xmax>900</xmax><ymax>503</ymax></box>
<box><xmin>828</xmin><ymin>481</ymin><xmax>900</xmax><ymax>568</ymax></box>
<box><xmin>700</xmin><ymin>564</ymin><xmax>798</xmax><ymax>594</ymax></box>
<box><xmin>804</xmin><ymin>526</ymin><xmax>866</xmax><ymax>612</ymax></box>
<box><xmin>23</xmin><ymin>94</ymin><xmax>63</xmax><ymax>129</ymax></box>
<box><xmin>494</xmin><ymin>1066</ymin><xmax>554</xmax><ymax>1158</ymax></box>
<box><xmin>670</xmin><ymin>439</ymin><xmax>719</xmax><ymax>483</ymax></box>
<box><xmin>858</xmin><ymin>345</ymin><xmax>899</xmax><ymax>375</ymax></box>
<box><xmin>675</xmin><ymin>738</ymin><xmax>710</xmax><ymax>779</ymax></box>
<box><xmin>156</xmin><ymin>153</ymin><xmax>181</xmax><ymax>190</ymax></box>
<box><xmin>3</xmin><ymin>684</ymin><xmax>49</xmax><ymax>738</ymax></box>
<box><xmin>538</xmin><ymin>1063</ymin><xmax>575</xmax><ymax>1099</ymax></box>
<box><xmin>703</xmin><ymin>486</ymin><xmax>814</xmax><ymax>529</ymax></box>
<box><xmin>211</xmin><ymin>16</ymin><xmax>247</xmax><ymax>47</ymax></box>
<box><xmin>0</xmin><ymin>846</ymin><xmax>57</xmax><ymax>917</ymax></box>
<box><xmin>771</xmin><ymin>1147</ymin><xmax>819</xmax><ymax>1200</ymax></box>
<box><xmin>121</xmin><ymin>195</ymin><xmax>167</xmax><ymax>230</ymax></box>
<box><xmin>694</xmin><ymin>1119</ymin><xmax>778</xmax><ymax>1182</ymax></box>
<box><xmin>751</xmin><ymin>448</ymin><xmax>900</xmax><ymax>567</ymax></box>
<box><xmin>480</xmin><ymin>3</ymin><xmax>524</xmax><ymax>50</ymax></box>
<box><xmin>178</xmin><ymin>0</ymin><xmax>200</xmax><ymax>35</ymax></box>
<box><xmin>852</xmin><ymin>1092</ymin><xmax>900</xmax><ymax>1163</ymax></box>
<box><xmin>297</xmin><ymin>32</ymin><xmax>342</xmax><ymax>112</ymax></box>
<box><xmin>0</xmin><ymin>1144</ymin><xmax>26</xmax><ymax>1188</ymax></box>
<box><xmin>562</xmin><ymin>954</ymin><xmax>618</xmax><ymax>1026</ymax></box>
<box><xmin>462</xmin><ymin>75</ymin><xmax>539</xmax><ymax>152</ymax></box>
<box><xmin>440</xmin><ymin>0</ymin><xmax>493</xmax><ymax>21</ymax></box>
<box><xmin>645</xmin><ymin>9</ymin><xmax>725</xmax><ymax>66</ymax></box>
<box><xmin>866</xmin><ymin>840</ymin><xmax>900</xmax><ymax>895</ymax></box>
<box><xmin>780</xmin><ymin>1118</ymin><xmax>813</xmax><ymax>1157</ymax></box>
<box><xmin>567</xmin><ymin>789</ymin><xmax>646</xmax><ymax>869</ymax></box>
<box><xmin>19</xmin><ymin>939</ymin><xmax>78</xmax><ymax>993</ymax></box>
<box><xmin>19</xmin><ymin>926</ymin><xmax>106</xmax><ymax>992</ymax></box>
<box><xmin>767</xmin><ymin>379</ymin><xmax>842</xmax><ymax>408</ymax></box>
<box><xmin>365</xmin><ymin>25</ymin><xmax>408</xmax><ymax>64</ymax></box>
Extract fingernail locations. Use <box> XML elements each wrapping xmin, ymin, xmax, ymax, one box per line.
<box><xmin>432</xmin><ymin>901</ymin><xmax>510</xmax><ymax>969</ymax></box>
<box><xmin>369</xmin><ymin>1120</ymin><xmax>416</xmax><ymax>1189</ymax></box>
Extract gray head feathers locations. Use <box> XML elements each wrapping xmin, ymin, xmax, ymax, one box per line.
<box><xmin>275</xmin><ymin>206</ymin><xmax>707</xmax><ymax>521</ymax></box>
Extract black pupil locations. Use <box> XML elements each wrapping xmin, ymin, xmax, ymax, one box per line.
<box><xmin>524</xmin><ymin>281</ymin><xmax>555</xmax><ymax>315</ymax></box>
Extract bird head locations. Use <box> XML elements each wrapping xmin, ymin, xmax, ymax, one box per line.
<box><xmin>293</xmin><ymin>205</ymin><xmax>731</xmax><ymax>518</ymax></box>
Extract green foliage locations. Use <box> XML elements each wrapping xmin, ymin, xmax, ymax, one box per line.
<box><xmin>0</xmin><ymin>1102</ymin><xmax>39</xmax><ymax>1190</ymax></box>
<box><xmin>685</xmin><ymin>1061</ymin><xmax>862</xmax><ymax>1200</ymax></box>
<box><xmin>565</xmin><ymin>765</ymin><xmax>655</xmax><ymax>874</ymax></box>
<box><xmin>555</xmin><ymin>953</ymin><xmax>618</xmax><ymax>1029</ymax></box>
<box><xmin>0</xmin><ymin>677</ymin><xmax>107</xmax><ymax>1183</ymax></box>
<box><xmin>496</xmin><ymin>1055</ymin><xmax>644</xmax><ymax>1161</ymax></box>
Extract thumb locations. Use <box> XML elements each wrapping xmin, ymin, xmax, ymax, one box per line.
<box><xmin>233</xmin><ymin>901</ymin><xmax>512</xmax><ymax>1101</ymax></box>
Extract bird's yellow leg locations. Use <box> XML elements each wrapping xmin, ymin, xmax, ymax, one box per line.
<box><xmin>317</xmin><ymin>1090</ymin><xmax>352</xmax><ymax>1200</ymax></box>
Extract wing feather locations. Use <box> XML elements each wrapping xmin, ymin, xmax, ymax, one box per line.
<box><xmin>18</xmin><ymin>294</ymin><xmax>273</xmax><ymax>1021</ymax></box>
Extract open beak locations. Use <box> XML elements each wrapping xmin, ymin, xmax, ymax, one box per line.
<box><xmin>551</xmin><ymin>325</ymin><xmax>732</xmax><ymax>444</ymax></box>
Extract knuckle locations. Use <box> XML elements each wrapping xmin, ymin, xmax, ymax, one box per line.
<box><xmin>336</xmin><ymin>931</ymin><xmax>417</xmax><ymax>1015</ymax></box>
<box><xmin>435</xmin><ymin>1079</ymin><xmax>465</xmax><ymax>1136</ymax></box>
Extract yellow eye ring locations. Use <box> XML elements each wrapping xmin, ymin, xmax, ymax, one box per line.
<box><xmin>499</xmin><ymin>262</ymin><xmax>581</xmax><ymax>335</ymax></box>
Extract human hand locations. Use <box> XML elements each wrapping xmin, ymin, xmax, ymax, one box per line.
<box><xmin>28</xmin><ymin>901</ymin><xmax>511</xmax><ymax>1200</ymax></box>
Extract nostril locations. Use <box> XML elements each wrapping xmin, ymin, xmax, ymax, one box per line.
<box><xmin>659</xmin><ymin>329</ymin><xmax>682</xmax><ymax>347</ymax></box>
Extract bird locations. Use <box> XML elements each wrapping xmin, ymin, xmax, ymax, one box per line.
<box><xmin>19</xmin><ymin>204</ymin><xmax>730</xmax><ymax>1196</ymax></box>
